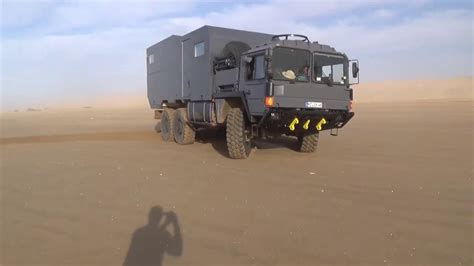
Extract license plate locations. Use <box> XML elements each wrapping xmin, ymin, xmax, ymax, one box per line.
<box><xmin>305</xmin><ymin>101</ymin><xmax>323</xmax><ymax>108</ymax></box>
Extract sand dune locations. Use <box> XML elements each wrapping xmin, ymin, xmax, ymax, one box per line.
<box><xmin>355</xmin><ymin>76</ymin><xmax>472</xmax><ymax>102</ymax></box>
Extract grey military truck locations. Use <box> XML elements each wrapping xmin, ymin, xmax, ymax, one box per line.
<box><xmin>147</xmin><ymin>26</ymin><xmax>358</xmax><ymax>159</ymax></box>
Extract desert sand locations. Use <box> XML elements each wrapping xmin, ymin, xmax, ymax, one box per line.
<box><xmin>0</xmin><ymin>79</ymin><xmax>473</xmax><ymax>265</ymax></box>
<box><xmin>355</xmin><ymin>76</ymin><xmax>472</xmax><ymax>102</ymax></box>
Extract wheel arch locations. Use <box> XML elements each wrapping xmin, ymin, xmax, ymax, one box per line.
<box><xmin>214</xmin><ymin>92</ymin><xmax>252</xmax><ymax>124</ymax></box>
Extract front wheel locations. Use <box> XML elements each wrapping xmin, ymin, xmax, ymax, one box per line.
<box><xmin>226</xmin><ymin>108</ymin><xmax>251</xmax><ymax>159</ymax></box>
<box><xmin>298</xmin><ymin>132</ymin><xmax>319</xmax><ymax>153</ymax></box>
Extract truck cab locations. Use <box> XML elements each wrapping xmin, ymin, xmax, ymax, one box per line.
<box><xmin>229</xmin><ymin>34</ymin><xmax>357</xmax><ymax>143</ymax></box>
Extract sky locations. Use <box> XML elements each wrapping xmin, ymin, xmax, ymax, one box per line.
<box><xmin>1</xmin><ymin>0</ymin><xmax>473</xmax><ymax>110</ymax></box>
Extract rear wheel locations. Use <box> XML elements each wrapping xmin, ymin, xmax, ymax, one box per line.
<box><xmin>160</xmin><ymin>108</ymin><xmax>175</xmax><ymax>141</ymax></box>
<box><xmin>173</xmin><ymin>108</ymin><xmax>195</xmax><ymax>145</ymax></box>
<box><xmin>226</xmin><ymin>108</ymin><xmax>251</xmax><ymax>159</ymax></box>
<box><xmin>154</xmin><ymin>121</ymin><xmax>161</xmax><ymax>133</ymax></box>
<box><xmin>298</xmin><ymin>132</ymin><xmax>319</xmax><ymax>153</ymax></box>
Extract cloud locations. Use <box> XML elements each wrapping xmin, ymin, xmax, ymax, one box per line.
<box><xmin>1</xmin><ymin>0</ymin><xmax>196</xmax><ymax>35</ymax></box>
<box><xmin>1</xmin><ymin>0</ymin><xmax>55</xmax><ymax>28</ymax></box>
<box><xmin>1</xmin><ymin>27</ymin><xmax>163</xmax><ymax>109</ymax></box>
<box><xmin>42</xmin><ymin>0</ymin><xmax>196</xmax><ymax>34</ymax></box>
<box><xmin>161</xmin><ymin>4</ymin><xmax>473</xmax><ymax>79</ymax></box>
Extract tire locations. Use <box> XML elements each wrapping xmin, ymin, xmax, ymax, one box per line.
<box><xmin>226</xmin><ymin>108</ymin><xmax>251</xmax><ymax>159</ymax></box>
<box><xmin>298</xmin><ymin>132</ymin><xmax>319</xmax><ymax>153</ymax></box>
<box><xmin>160</xmin><ymin>108</ymin><xmax>175</xmax><ymax>142</ymax></box>
<box><xmin>173</xmin><ymin>108</ymin><xmax>195</xmax><ymax>145</ymax></box>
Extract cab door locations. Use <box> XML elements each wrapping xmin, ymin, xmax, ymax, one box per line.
<box><xmin>240</xmin><ymin>51</ymin><xmax>267</xmax><ymax>115</ymax></box>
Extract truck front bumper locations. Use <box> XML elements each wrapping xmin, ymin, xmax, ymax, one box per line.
<box><xmin>259</xmin><ymin>108</ymin><xmax>354</xmax><ymax>135</ymax></box>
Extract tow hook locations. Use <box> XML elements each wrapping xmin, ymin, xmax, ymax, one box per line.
<box><xmin>316</xmin><ymin>118</ymin><xmax>327</xmax><ymax>131</ymax></box>
<box><xmin>303</xmin><ymin>119</ymin><xmax>311</xmax><ymax>130</ymax></box>
<box><xmin>289</xmin><ymin>117</ymin><xmax>299</xmax><ymax>131</ymax></box>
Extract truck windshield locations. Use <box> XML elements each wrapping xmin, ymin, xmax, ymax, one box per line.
<box><xmin>272</xmin><ymin>48</ymin><xmax>310</xmax><ymax>82</ymax></box>
<box><xmin>313</xmin><ymin>53</ymin><xmax>346</xmax><ymax>85</ymax></box>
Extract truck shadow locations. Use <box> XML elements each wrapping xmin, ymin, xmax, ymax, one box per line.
<box><xmin>123</xmin><ymin>206</ymin><xmax>183</xmax><ymax>266</ymax></box>
<box><xmin>195</xmin><ymin>128</ymin><xmax>230</xmax><ymax>157</ymax></box>
<box><xmin>253</xmin><ymin>136</ymin><xmax>300</xmax><ymax>151</ymax></box>
<box><xmin>196</xmin><ymin>129</ymin><xmax>300</xmax><ymax>158</ymax></box>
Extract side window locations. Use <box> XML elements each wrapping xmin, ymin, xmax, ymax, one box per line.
<box><xmin>254</xmin><ymin>55</ymin><xmax>265</xmax><ymax>79</ymax></box>
<box><xmin>314</xmin><ymin>53</ymin><xmax>346</xmax><ymax>84</ymax></box>
<box><xmin>247</xmin><ymin>54</ymin><xmax>265</xmax><ymax>80</ymax></box>
<box><xmin>322</xmin><ymin>65</ymin><xmax>332</xmax><ymax>79</ymax></box>
<box><xmin>332</xmin><ymin>64</ymin><xmax>344</xmax><ymax>84</ymax></box>
<box><xmin>315</xmin><ymin>65</ymin><xmax>332</xmax><ymax>82</ymax></box>
<box><xmin>194</xmin><ymin>42</ymin><xmax>204</xmax><ymax>57</ymax></box>
<box><xmin>148</xmin><ymin>54</ymin><xmax>154</xmax><ymax>64</ymax></box>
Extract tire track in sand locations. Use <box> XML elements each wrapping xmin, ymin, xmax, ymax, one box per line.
<box><xmin>0</xmin><ymin>131</ymin><xmax>158</xmax><ymax>145</ymax></box>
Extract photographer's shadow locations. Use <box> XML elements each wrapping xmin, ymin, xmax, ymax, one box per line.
<box><xmin>123</xmin><ymin>206</ymin><xmax>183</xmax><ymax>266</ymax></box>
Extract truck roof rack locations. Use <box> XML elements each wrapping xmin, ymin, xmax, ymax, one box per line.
<box><xmin>272</xmin><ymin>34</ymin><xmax>310</xmax><ymax>43</ymax></box>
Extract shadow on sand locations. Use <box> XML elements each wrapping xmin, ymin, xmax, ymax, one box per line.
<box><xmin>195</xmin><ymin>128</ymin><xmax>229</xmax><ymax>157</ymax></box>
<box><xmin>123</xmin><ymin>206</ymin><xmax>182</xmax><ymax>266</ymax></box>
<box><xmin>196</xmin><ymin>128</ymin><xmax>300</xmax><ymax>158</ymax></box>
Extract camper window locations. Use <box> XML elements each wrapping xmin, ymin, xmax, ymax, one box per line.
<box><xmin>194</xmin><ymin>42</ymin><xmax>205</xmax><ymax>57</ymax></box>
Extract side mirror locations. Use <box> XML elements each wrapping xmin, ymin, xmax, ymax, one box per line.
<box><xmin>352</xmin><ymin>62</ymin><xmax>359</xmax><ymax>78</ymax></box>
<box><xmin>349</xmin><ymin>59</ymin><xmax>359</xmax><ymax>85</ymax></box>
